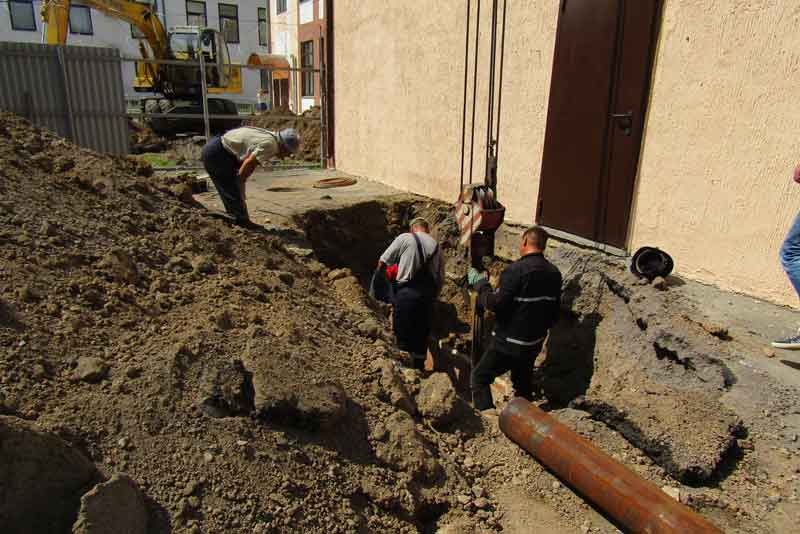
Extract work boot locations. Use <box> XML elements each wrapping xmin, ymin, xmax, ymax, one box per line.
<box><xmin>772</xmin><ymin>328</ymin><xmax>800</xmax><ymax>349</ymax></box>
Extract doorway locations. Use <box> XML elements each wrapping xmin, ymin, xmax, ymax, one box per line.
<box><xmin>536</xmin><ymin>0</ymin><xmax>662</xmax><ymax>249</ymax></box>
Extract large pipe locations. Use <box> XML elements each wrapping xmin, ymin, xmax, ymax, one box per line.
<box><xmin>499</xmin><ymin>399</ymin><xmax>723</xmax><ymax>534</ymax></box>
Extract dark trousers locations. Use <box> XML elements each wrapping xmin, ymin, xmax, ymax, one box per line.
<box><xmin>201</xmin><ymin>136</ymin><xmax>248</xmax><ymax>222</ymax></box>
<box><xmin>393</xmin><ymin>284</ymin><xmax>432</xmax><ymax>369</ymax></box>
<box><xmin>471</xmin><ymin>345</ymin><xmax>542</xmax><ymax>410</ymax></box>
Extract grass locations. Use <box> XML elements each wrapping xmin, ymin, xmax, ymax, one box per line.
<box><xmin>139</xmin><ymin>153</ymin><xmax>178</xmax><ymax>168</ymax></box>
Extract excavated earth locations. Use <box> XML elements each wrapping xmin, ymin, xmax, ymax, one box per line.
<box><xmin>1</xmin><ymin>112</ymin><xmax>799</xmax><ymax>533</ymax></box>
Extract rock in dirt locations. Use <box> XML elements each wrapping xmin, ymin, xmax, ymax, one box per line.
<box><xmin>72</xmin><ymin>474</ymin><xmax>147</xmax><ymax>534</ymax></box>
<box><xmin>358</xmin><ymin>319</ymin><xmax>382</xmax><ymax>340</ymax></box>
<box><xmin>416</xmin><ymin>372</ymin><xmax>458</xmax><ymax>426</ymax></box>
<box><xmin>198</xmin><ymin>360</ymin><xmax>254</xmax><ymax>417</ymax></box>
<box><xmin>373</xmin><ymin>410</ymin><xmax>440</xmax><ymax>481</ymax></box>
<box><xmin>254</xmin><ymin>379</ymin><xmax>347</xmax><ymax>429</ymax></box>
<box><xmin>71</xmin><ymin>357</ymin><xmax>109</xmax><ymax>383</ymax></box>
<box><xmin>0</xmin><ymin>416</ymin><xmax>99</xmax><ymax>534</ymax></box>
<box><xmin>372</xmin><ymin>358</ymin><xmax>416</xmax><ymax>415</ymax></box>
<box><xmin>327</xmin><ymin>268</ymin><xmax>351</xmax><ymax>282</ymax></box>
<box><xmin>98</xmin><ymin>249</ymin><xmax>139</xmax><ymax>285</ymax></box>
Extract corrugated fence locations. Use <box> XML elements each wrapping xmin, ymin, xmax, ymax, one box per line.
<box><xmin>0</xmin><ymin>42</ymin><xmax>129</xmax><ymax>154</ymax></box>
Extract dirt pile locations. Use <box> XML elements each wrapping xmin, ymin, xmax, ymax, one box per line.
<box><xmin>128</xmin><ymin>119</ymin><xmax>168</xmax><ymax>154</ymax></box>
<box><xmin>246</xmin><ymin>106</ymin><xmax>322</xmax><ymax>162</ymax></box>
<box><xmin>0</xmin><ymin>112</ymin><xmax>503</xmax><ymax>533</ymax></box>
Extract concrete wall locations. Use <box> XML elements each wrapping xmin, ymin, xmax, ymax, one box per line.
<box><xmin>333</xmin><ymin>0</ymin><xmax>800</xmax><ymax>307</ymax></box>
<box><xmin>0</xmin><ymin>0</ymin><xmax>270</xmax><ymax>104</ymax></box>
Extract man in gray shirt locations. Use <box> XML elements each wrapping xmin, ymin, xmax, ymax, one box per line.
<box><xmin>378</xmin><ymin>218</ymin><xmax>444</xmax><ymax>369</ymax></box>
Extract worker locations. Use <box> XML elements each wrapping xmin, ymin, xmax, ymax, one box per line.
<box><xmin>201</xmin><ymin>126</ymin><xmax>300</xmax><ymax>226</ymax></box>
<box><xmin>467</xmin><ymin>226</ymin><xmax>562</xmax><ymax>415</ymax></box>
<box><xmin>378</xmin><ymin>218</ymin><xmax>444</xmax><ymax>369</ymax></box>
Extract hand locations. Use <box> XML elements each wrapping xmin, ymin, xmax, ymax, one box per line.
<box><xmin>467</xmin><ymin>267</ymin><xmax>487</xmax><ymax>287</ymax></box>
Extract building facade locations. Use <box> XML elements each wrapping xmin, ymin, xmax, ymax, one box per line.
<box><xmin>297</xmin><ymin>0</ymin><xmax>324</xmax><ymax>111</ymax></box>
<box><xmin>333</xmin><ymin>1</ymin><xmax>800</xmax><ymax>307</ymax></box>
<box><xmin>0</xmin><ymin>0</ymin><xmax>272</xmax><ymax>104</ymax></box>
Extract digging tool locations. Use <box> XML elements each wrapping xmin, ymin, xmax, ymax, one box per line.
<box><xmin>500</xmin><ymin>399</ymin><xmax>724</xmax><ymax>534</ymax></box>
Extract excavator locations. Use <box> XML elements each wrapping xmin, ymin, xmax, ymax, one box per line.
<box><xmin>40</xmin><ymin>0</ymin><xmax>243</xmax><ymax>135</ymax></box>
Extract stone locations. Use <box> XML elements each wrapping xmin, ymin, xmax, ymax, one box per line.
<box><xmin>372</xmin><ymin>358</ymin><xmax>416</xmax><ymax>415</ymax></box>
<box><xmin>212</xmin><ymin>310</ymin><xmax>234</xmax><ymax>330</ymax></box>
<box><xmin>651</xmin><ymin>276</ymin><xmax>667</xmax><ymax>290</ymax></box>
<box><xmin>661</xmin><ymin>486</ymin><xmax>681</xmax><ymax>501</ymax></box>
<box><xmin>327</xmin><ymin>268</ymin><xmax>351</xmax><ymax>282</ymax></box>
<box><xmin>99</xmin><ymin>249</ymin><xmax>139</xmax><ymax>285</ymax></box>
<box><xmin>551</xmin><ymin>481</ymin><xmax>561</xmax><ymax>491</ymax></box>
<box><xmin>0</xmin><ymin>416</ymin><xmax>98</xmax><ymax>533</ymax></box>
<box><xmin>172</xmin><ymin>183</ymin><xmax>195</xmax><ymax>204</ymax></box>
<box><xmin>278</xmin><ymin>272</ymin><xmax>295</xmax><ymax>286</ymax></box>
<box><xmin>117</xmin><ymin>437</ymin><xmax>131</xmax><ymax>450</ymax></box>
<box><xmin>456</xmin><ymin>494</ymin><xmax>471</xmax><ymax>506</ymax></box>
<box><xmin>473</xmin><ymin>497</ymin><xmax>490</xmax><ymax>510</ymax></box>
<box><xmin>762</xmin><ymin>347</ymin><xmax>776</xmax><ymax>358</ymax></box>
<box><xmin>191</xmin><ymin>255</ymin><xmax>216</xmax><ymax>275</ymax></box>
<box><xmin>374</xmin><ymin>410</ymin><xmax>440</xmax><ymax>481</ymax></box>
<box><xmin>182</xmin><ymin>480</ymin><xmax>201</xmax><ymax>497</ymax></box>
<box><xmin>416</xmin><ymin>373</ymin><xmax>458</xmax><ymax>426</ymax></box>
<box><xmin>471</xmin><ymin>486</ymin><xmax>485</xmax><ymax>498</ymax></box>
<box><xmin>198</xmin><ymin>360</ymin><xmax>253</xmax><ymax>418</ymax></box>
<box><xmin>72</xmin><ymin>474</ymin><xmax>147</xmax><ymax>534</ymax></box>
<box><xmin>358</xmin><ymin>319</ymin><xmax>382</xmax><ymax>340</ymax></box>
<box><xmin>71</xmin><ymin>357</ymin><xmax>109</xmax><ymax>383</ymax></box>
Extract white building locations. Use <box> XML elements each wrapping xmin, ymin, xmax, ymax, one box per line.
<box><xmin>0</xmin><ymin>0</ymin><xmax>276</xmax><ymax>106</ymax></box>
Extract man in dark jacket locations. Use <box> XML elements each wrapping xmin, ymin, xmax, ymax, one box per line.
<box><xmin>467</xmin><ymin>226</ymin><xmax>562</xmax><ymax>413</ymax></box>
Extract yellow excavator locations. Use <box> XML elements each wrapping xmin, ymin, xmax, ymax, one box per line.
<box><xmin>41</xmin><ymin>0</ymin><xmax>243</xmax><ymax>135</ymax></box>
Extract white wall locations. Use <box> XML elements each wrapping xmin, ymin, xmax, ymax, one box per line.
<box><xmin>0</xmin><ymin>0</ymin><xmax>270</xmax><ymax>104</ymax></box>
<box><xmin>269</xmin><ymin>0</ymin><xmax>299</xmax><ymax>111</ymax></box>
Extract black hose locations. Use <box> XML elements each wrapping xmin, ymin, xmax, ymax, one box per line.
<box><xmin>468</xmin><ymin>0</ymin><xmax>482</xmax><ymax>184</ymax></box>
<box><xmin>485</xmin><ymin>0</ymin><xmax>499</xmax><ymax>179</ymax></box>
<box><xmin>459</xmin><ymin>0</ymin><xmax>472</xmax><ymax>193</ymax></box>
<box><xmin>494</xmin><ymin>0</ymin><xmax>508</xmax><ymax>159</ymax></box>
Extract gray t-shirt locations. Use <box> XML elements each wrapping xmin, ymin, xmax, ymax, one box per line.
<box><xmin>379</xmin><ymin>232</ymin><xmax>444</xmax><ymax>288</ymax></box>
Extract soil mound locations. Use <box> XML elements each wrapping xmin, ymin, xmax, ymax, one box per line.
<box><xmin>245</xmin><ymin>106</ymin><xmax>322</xmax><ymax>162</ymax></box>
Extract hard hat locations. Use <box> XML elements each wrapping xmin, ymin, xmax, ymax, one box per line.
<box><xmin>278</xmin><ymin>128</ymin><xmax>300</xmax><ymax>154</ymax></box>
<box><xmin>630</xmin><ymin>246</ymin><xmax>674</xmax><ymax>280</ymax></box>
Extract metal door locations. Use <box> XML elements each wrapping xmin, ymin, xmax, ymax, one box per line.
<box><xmin>536</xmin><ymin>0</ymin><xmax>662</xmax><ymax>248</ymax></box>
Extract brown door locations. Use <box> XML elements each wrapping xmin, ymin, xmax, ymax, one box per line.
<box><xmin>537</xmin><ymin>0</ymin><xmax>662</xmax><ymax>248</ymax></box>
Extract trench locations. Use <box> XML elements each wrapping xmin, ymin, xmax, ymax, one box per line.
<box><xmin>296</xmin><ymin>200</ymin><xmax>745</xmax><ymax>487</ymax></box>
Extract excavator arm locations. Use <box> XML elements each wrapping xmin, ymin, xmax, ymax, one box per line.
<box><xmin>41</xmin><ymin>0</ymin><xmax>169</xmax><ymax>60</ymax></box>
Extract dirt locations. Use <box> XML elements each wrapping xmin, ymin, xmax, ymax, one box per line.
<box><xmin>2</xmin><ymin>111</ymin><xmax>799</xmax><ymax>533</ymax></box>
<box><xmin>245</xmin><ymin>106</ymin><xmax>322</xmax><ymax>163</ymax></box>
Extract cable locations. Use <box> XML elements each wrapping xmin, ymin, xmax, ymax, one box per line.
<box><xmin>467</xmin><ymin>0</ymin><xmax>480</xmax><ymax>185</ymax></box>
<box><xmin>485</xmin><ymin>0</ymin><xmax>498</xmax><ymax>182</ymax></box>
<box><xmin>458</xmin><ymin>0</ymin><xmax>471</xmax><ymax>194</ymax></box>
<box><xmin>494</xmin><ymin>0</ymin><xmax>508</xmax><ymax>160</ymax></box>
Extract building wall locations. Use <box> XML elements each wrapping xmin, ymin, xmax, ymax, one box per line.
<box><xmin>333</xmin><ymin>0</ymin><xmax>800</xmax><ymax>307</ymax></box>
<box><xmin>0</xmin><ymin>0</ymin><xmax>270</xmax><ymax>104</ymax></box>
<box><xmin>297</xmin><ymin>0</ymin><xmax>324</xmax><ymax>111</ymax></box>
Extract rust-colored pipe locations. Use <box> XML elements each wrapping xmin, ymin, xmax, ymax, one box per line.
<box><xmin>499</xmin><ymin>399</ymin><xmax>723</xmax><ymax>534</ymax></box>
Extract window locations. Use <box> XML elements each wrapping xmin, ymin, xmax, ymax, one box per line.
<box><xmin>69</xmin><ymin>2</ymin><xmax>93</xmax><ymax>35</ymax></box>
<box><xmin>131</xmin><ymin>0</ymin><xmax>158</xmax><ymax>39</ymax></box>
<box><xmin>277</xmin><ymin>0</ymin><xmax>287</xmax><ymax>14</ymax></box>
<box><xmin>258</xmin><ymin>6</ymin><xmax>270</xmax><ymax>48</ymax></box>
<box><xmin>186</xmin><ymin>0</ymin><xmax>207</xmax><ymax>26</ymax></box>
<box><xmin>260</xmin><ymin>70</ymin><xmax>270</xmax><ymax>91</ymax></box>
<box><xmin>218</xmin><ymin>4</ymin><xmax>239</xmax><ymax>43</ymax></box>
<box><xmin>9</xmin><ymin>0</ymin><xmax>36</xmax><ymax>31</ymax></box>
<box><xmin>301</xmin><ymin>40</ymin><xmax>314</xmax><ymax>97</ymax></box>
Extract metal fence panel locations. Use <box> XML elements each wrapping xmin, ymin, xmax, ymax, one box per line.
<box><xmin>0</xmin><ymin>42</ymin><xmax>129</xmax><ymax>155</ymax></box>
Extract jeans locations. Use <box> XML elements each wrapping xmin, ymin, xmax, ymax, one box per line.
<box><xmin>780</xmin><ymin>212</ymin><xmax>800</xmax><ymax>298</ymax></box>
<box><xmin>201</xmin><ymin>136</ymin><xmax>248</xmax><ymax>222</ymax></box>
<box><xmin>470</xmin><ymin>345</ymin><xmax>542</xmax><ymax>411</ymax></box>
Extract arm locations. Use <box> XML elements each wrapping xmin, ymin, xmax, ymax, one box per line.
<box><xmin>476</xmin><ymin>267</ymin><xmax>519</xmax><ymax>316</ymax></box>
<box><xmin>238</xmin><ymin>154</ymin><xmax>259</xmax><ymax>181</ymax></box>
<box><xmin>379</xmin><ymin>236</ymin><xmax>405</xmax><ymax>266</ymax></box>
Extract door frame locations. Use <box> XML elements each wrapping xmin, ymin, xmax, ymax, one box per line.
<box><xmin>535</xmin><ymin>0</ymin><xmax>664</xmax><ymax>250</ymax></box>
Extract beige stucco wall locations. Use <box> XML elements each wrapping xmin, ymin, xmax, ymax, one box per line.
<box><xmin>629</xmin><ymin>1</ymin><xmax>800</xmax><ymax>307</ymax></box>
<box><xmin>333</xmin><ymin>0</ymin><xmax>557</xmax><ymax>222</ymax></box>
<box><xmin>334</xmin><ymin>1</ymin><xmax>800</xmax><ymax>307</ymax></box>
